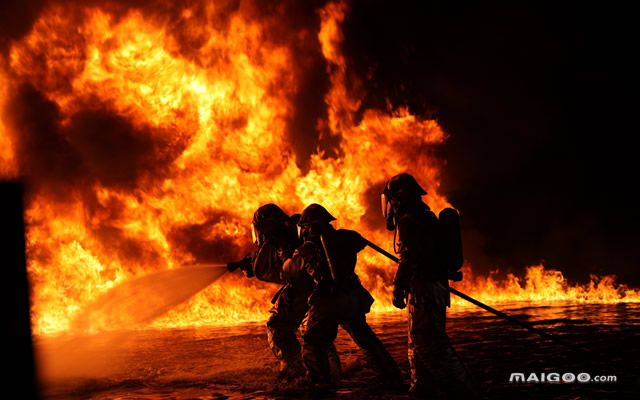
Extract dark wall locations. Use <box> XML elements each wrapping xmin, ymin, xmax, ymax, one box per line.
<box><xmin>1</xmin><ymin>182</ymin><xmax>38</xmax><ymax>399</ymax></box>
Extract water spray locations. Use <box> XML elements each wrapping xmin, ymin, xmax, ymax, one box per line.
<box><xmin>72</xmin><ymin>264</ymin><xmax>229</xmax><ymax>332</ymax></box>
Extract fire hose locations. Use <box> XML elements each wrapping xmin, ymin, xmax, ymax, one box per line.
<box><xmin>226</xmin><ymin>237</ymin><xmax>617</xmax><ymax>367</ymax></box>
<box><xmin>362</xmin><ymin>238</ymin><xmax>610</xmax><ymax>359</ymax></box>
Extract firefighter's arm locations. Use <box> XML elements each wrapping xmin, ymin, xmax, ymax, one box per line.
<box><xmin>282</xmin><ymin>242</ymin><xmax>321</xmax><ymax>283</ymax></box>
<box><xmin>284</xmin><ymin>242</ymin><xmax>330</xmax><ymax>305</ymax></box>
<box><xmin>392</xmin><ymin>262</ymin><xmax>415</xmax><ymax>309</ymax></box>
<box><xmin>392</xmin><ymin>217</ymin><xmax>419</xmax><ymax>309</ymax></box>
<box><xmin>227</xmin><ymin>251</ymin><xmax>256</xmax><ymax>277</ymax></box>
<box><xmin>350</xmin><ymin>230</ymin><xmax>368</xmax><ymax>253</ymax></box>
<box><xmin>298</xmin><ymin>241</ymin><xmax>324</xmax><ymax>281</ymax></box>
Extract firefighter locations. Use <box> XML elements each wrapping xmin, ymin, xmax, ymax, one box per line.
<box><xmin>227</xmin><ymin>204</ymin><xmax>340</xmax><ymax>380</ymax></box>
<box><xmin>282</xmin><ymin>203</ymin><xmax>402</xmax><ymax>384</ymax></box>
<box><xmin>381</xmin><ymin>173</ymin><xmax>477</xmax><ymax>399</ymax></box>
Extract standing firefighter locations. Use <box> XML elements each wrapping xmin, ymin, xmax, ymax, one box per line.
<box><xmin>282</xmin><ymin>204</ymin><xmax>402</xmax><ymax>384</ymax></box>
<box><xmin>227</xmin><ymin>204</ymin><xmax>340</xmax><ymax>380</ymax></box>
<box><xmin>381</xmin><ymin>173</ymin><xmax>476</xmax><ymax>399</ymax></box>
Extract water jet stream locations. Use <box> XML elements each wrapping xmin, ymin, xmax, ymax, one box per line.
<box><xmin>71</xmin><ymin>265</ymin><xmax>228</xmax><ymax>332</ymax></box>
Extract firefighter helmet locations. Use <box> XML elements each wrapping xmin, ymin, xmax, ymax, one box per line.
<box><xmin>383</xmin><ymin>173</ymin><xmax>427</xmax><ymax>200</ymax></box>
<box><xmin>299</xmin><ymin>203</ymin><xmax>336</xmax><ymax>226</ymax></box>
<box><xmin>297</xmin><ymin>203</ymin><xmax>336</xmax><ymax>241</ymax></box>
<box><xmin>251</xmin><ymin>204</ymin><xmax>289</xmax><ymax>246</ymax></box>
<box><xmin>381</xmin><ymin>173</ymin><xmax>427</xmax><ymax>230</ymax></box>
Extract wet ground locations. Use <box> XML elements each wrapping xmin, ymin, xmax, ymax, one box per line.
<box><xmin>35</xmin><ymin>302</ymin><xmax>640</xmax><ymax>399</ymax></box>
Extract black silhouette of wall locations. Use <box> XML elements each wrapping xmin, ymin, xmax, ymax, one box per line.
<box><xmin>1</xmin><ymin>182</ymin><xmax>38</xmax><ymax>399</ymax></box>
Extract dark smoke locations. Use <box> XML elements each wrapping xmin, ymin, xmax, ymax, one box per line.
<box><xmin>5</xmin><ymin>84</ymin><xmax>84</xmax><ymax>200</ymax></box>
<box><xmin>255</xmin><ymin>0</ymin><xmax>335</xmax><ymax>171</ymax></box>
<box><xmin>5</xmin><ymin>84</ymin><xmax>189</xmax><ymax>194</ymax></box>
<box><xmin>167</xmin><ymin>210</ymin><xmax>247</xmax><ymax>264</ymax></box>
<box><xmin>67</xmin><ymin>110</ymin><xmax>184</xmax><ymax>189</ymax></box>
<box><xmin>91</xmin><ymin>224</ymin><xmax>166</xmax><ymax>273</ymax></box>
<box><xmin>4</xmin><ymin>83</ymin><xmax>188</xmax><ymax>269</ymax></box>
<box><xmin>0</xmin><ymin>0</ymin><xmax>46</xmax><ymax>55</ymax></box>
<box><xmin>284</xmin><ymin>33</ymin><xmax>333</xmax><ymax>173</ymax></box>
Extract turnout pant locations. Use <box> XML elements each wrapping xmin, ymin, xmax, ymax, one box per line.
<box><xmin>301</xmin><ymin>290</ymin><xmax>401</xmax><ymax>383</ymax></box>
<box><xmin>266</xmin><ymin>284</ymin><xmax>340</xmax><ymax>375</ymax></box>
<box><xmin>407</xmin><ymin>300</ymin><xmax>477</xmax><ymax>399</ymax></box>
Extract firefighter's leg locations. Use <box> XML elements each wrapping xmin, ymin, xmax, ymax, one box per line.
<box><xmin>407</xmin><ymin>301</ymin><xmax>441</xmax><ymax>397</ymax></box>
<box><xmin>328</xmin><ymin>343</ymin><xmax>342</xmax><ymax>378</ymax></box>
<box><xmin>266</xmin><ymin>289</ymin><xmax>305</xmax><ymax>377</ymax></box>
<box><xmin>428</xmin><ymin>303</ymin><xmax>477</xmax><ymax>400</ymax></box>
<box><xmin>409</xmin><ymin>301</ymin><xmax>477</xmax><ymax>399</ymax></box>
<box><xmin>300</xmin><ymin>300</ymin><xmax>338</xmax><ymax>384</ymax></box>
<box><xmin>341</xmin><ymin>311</ymin><xmax>402</xmax><ymax>382</ymax></box>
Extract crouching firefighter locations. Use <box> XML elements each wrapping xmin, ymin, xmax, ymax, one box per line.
<box><xmin>282</xmin><ymin>203</ymin><xmax>402</xmax><ymax>384</ymax></box>
<box><xmin>382</xmin><ymin>173</ymin><xmax>477</xmax><ymax>399</ymax></box>
<box><xmin>226</xmin><ymin>204</ymin><xmax>340</xmax><ymax>380</ymax></box>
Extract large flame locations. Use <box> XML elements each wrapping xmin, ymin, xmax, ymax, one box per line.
<box><xmin>1</xmin><ymin>1</ymin><xmax>637</xmax><ymax>336</ymax></box>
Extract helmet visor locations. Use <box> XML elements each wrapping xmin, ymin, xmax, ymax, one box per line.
<box><xmin>251</xmin><ymin>223</ymin><xmax>259</xmax><ymax>246</ymax></box>
<box><xmin>381</xmin><ymin>193</ymin><xmax>392</xmax><ymax>219</ymax></box>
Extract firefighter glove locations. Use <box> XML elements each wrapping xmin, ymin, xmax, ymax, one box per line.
<box><xmin>227</xmin><ymin>257</ymin><xmax>254</xmax><ymax>277</ymax></box>
<box><xmin>392</xmin><ymin>286</ymin><xmax>406</xmax><ymax>309</ymax></box>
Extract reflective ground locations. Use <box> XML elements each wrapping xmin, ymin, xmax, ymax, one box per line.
<box><xmin>35</xmin><ymin>302</ymin><xmax>640</xmax><ymax>399</ymax></box>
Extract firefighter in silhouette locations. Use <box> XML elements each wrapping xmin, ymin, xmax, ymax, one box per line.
<box><xmin>227</xmin><ymin>204</ymin><xmax>341</xmax><ymax>380</ymax></box>
<box><xmin>381</xmin><ymin>173</ymin><xmax>476</xmax><ymax>399</ymax></box>
<box><xmin>282</xmin><ymin>203</ymin><xmax>402</xmax><ymax>384</ymax></box>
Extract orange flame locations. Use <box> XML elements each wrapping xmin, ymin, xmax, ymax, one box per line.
<box><xmin>451</xmin><ymin>264</ymin><xmax>640</xmax><ymax>307</ymax></box>
<box><xmin>0</xmin><ymin>66</ymin><xmax>16</xmax><ymax>178</ymax></box>
<box><xmin>0</xmin><ymin>1</ymin><xmax>637</xmax><ymax>336</ymax></box>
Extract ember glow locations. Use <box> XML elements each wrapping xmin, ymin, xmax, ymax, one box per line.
<box><xmin>1</xmin><ymin>1</ymin><xmax>637</xmax><ymax>336</ymax></box>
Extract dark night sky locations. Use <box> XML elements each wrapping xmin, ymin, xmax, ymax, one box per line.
<box><xmin>340</xmin><ymin>0</ymin><xmax>638</xmax><ymax>286</ymax></box>
<box><xmin>1</xmin><ymin>0</ymin><xmax>637</xmax><ymax>287</ymax></box>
